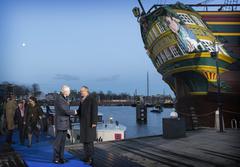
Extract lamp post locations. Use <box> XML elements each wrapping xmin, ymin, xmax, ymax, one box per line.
<box><xmin>211</xmin><ymin>42</ymin><xmax>224</xmax><ymax>132</ymax></box>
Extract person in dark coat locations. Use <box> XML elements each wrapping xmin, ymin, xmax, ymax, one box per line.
<box><xmin>5</xmin><ymin>95</ymin><xmax>17</xmax><ymax>144</ymax></box>
<box><xmin>25</xmin><ymin>96</ymin><xmax>43</xmax><ymax>147</ymax></box>
<box><xmin>77</xmin><ymin>86</ymin><xmax>98</xmax><ymax>165</ymax></box>
<box><xmin>0</xmin><ymin>98</ymin><xmax>7</xmax><ymax>135</ymax></box>
<box><xmin>53</xmin><ymin>85</ymin><xmax>77</xmax><ymax>164</ymax></box>
<box><xmin>15</xmin><ymin>100</ymin><xmax>27</xmax><ymax>145</ymax></box>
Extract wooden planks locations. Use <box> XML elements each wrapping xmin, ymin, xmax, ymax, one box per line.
<box><xmin>0</xmin><ymin>152</ymin><xmax>27</xmax><ymax>167</ymax></box>
<box><xmin>66</xmin><ymin>128</ymin><xmax>240</xmax><ymax>167</ymax></box>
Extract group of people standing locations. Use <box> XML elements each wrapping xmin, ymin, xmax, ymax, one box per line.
<box><xmin>1</xmin><ymin>85</ymin><xmax>98</xmax><ymax>166</ymax></box>
<box><xmin>1</xmin><ymin>95</ymin><xmax>44</xmax><ymax>147</ymax></box>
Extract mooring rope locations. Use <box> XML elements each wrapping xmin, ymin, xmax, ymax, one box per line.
<box><xmin>177</xmin><ymin>109</ymin><xmax>240</xmax><ymax>117</ymax></box>
<box><xmin>223</xmin><ymin>109</ymin><xmax>240</xmax><ymax>115</ymax></box>
<box><xmin>177</xmin><ymin>111</ymin><xmax>216</xmax><ymax>117</ymax></box>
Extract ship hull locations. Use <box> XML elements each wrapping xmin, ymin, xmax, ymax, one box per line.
<box><xmin>176</xmin><ymin>11</ymin><xmax>240</xmax><ymax>129</ymax></box>
<box><xmin>135</xmin><ymin>3</ymin><xmax>240</xmax><ymax>129</ymax></box>
<box><xmin>174</xmin><ymin>70</ymin><xmax>240</xmax><ymax>129</ymax></box>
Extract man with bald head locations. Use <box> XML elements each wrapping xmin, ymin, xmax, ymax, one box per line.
<box><xmin>53</xmin><ymin>85</ymin><xmax>77</xmax><ymax>164</ymax></box>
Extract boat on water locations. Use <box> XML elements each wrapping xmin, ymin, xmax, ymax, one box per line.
<box><xmin>70</xmin><ymin>113</ymin><xmax>127</xmax><ymax>143</ymax></box>
<box><xmin>162</xmin><ymin>98</ymin><xmax>174</xmax><ymax>108</ymax></box>
<box><xmin>150</xmin><ymin>102</ymin><xmax>163</xmax><ymax>113</ymax></box>
<box><xmin>42</xmin><ymin>106</ymin><xmax>127</xmax><ymax>143</ymax></box>
<box><xmin>133</xmin><ymin>1</ymin><xmax>240</xmax><ymax>129</ymax></box>
<box><xmin>150</xmin><ymin>106</ymin><xmax>163</xmax><ymax>113</ymax></box>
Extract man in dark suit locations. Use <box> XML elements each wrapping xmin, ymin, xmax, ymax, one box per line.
<box><xmin>77</xmin><ymin>86</ymin><xmax>98</xmax><ymax>165</ymax></box>
<box><xmin>53</xmin><ymin>85</ymin><xmax>77</xmax><ymax>164</ymax></box>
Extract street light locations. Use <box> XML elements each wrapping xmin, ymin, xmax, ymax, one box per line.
<box><xmin>210</xmin><ymin>42</ymin><xmax>224</xmax><ymax>132</ymax></box>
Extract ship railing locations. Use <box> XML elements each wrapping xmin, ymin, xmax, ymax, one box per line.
<box><xmin>188</xmin><ymin>4</ymin><xmax>240</xmax><ymax>12</ymax></box>
<box><xmin>146</xmin><ymin>4</ymin><xmax>240</xmax><ymax>14</ymax></box>
<box><xmin>230</xmin><ymin>119</ymin><xmax>238</xmax><ymax>129</ymax></box>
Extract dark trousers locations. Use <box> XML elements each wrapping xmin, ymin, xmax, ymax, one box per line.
<box><xmin>53</xmin><ymin>130</ymin><xmax>67</xmax><ymax>160</ymax></box>
<box><xmin>6</xmin><ymin>129</ymin><xmax>13</xmax><ymax>144</ymax></box>
<box><xmin>19</xmin><ymin>126</ymin><xmax>25</xmax><ymax>144</ymax></box>
<box><xmin>83</xmin><ymin>142</ymin><xmax>94</xmax><ymax>159</ymax></box>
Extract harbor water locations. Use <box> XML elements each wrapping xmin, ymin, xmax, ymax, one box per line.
<box><xmin>70</xmin><ymin>106</ymin><xmax>172</xmax><ymax>139</ymax></box>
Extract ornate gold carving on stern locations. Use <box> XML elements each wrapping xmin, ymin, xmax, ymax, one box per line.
<box><xmin>201</xmin><ymin>71</ymin><xmax>217</xmax><ymax>82</ymax></box>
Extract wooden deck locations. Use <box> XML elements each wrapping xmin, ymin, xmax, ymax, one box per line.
<box><xmin>66</xmin><ymin>128</ymin><xmax>240</xmax><ymax>167</ymax></box>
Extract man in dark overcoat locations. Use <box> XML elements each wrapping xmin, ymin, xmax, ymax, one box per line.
<box><xmin>53</xmin><ymin>85</ymin><xmax>77</xmax><ymax>164</ymax></box>
<box><xmin>77</xmin><ymin>86</ymin><xmax>98</xmax><ymax>165</ymax></box>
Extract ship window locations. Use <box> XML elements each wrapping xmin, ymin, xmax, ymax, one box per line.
<box><xmin>155</xmin><ymin>55</ymin><xmax>163</xmax><ymax>68</ymax></box>
<box><xmin>157</xmin><ymin>55</ymin><xmax>163</xmax><ymax>64</ymax></box>
<box><xmin>200</xmin><ymin>40</ymin><xmax>215</xmax><ymax>52</ymax></box>
<box><xmin>163</xmin><ymin>48</ymin><xmax>173</xmax><ymax>60</ymax></box>
<box><xmin>160</xmin><ymin>51</ymin><xmax>167</xmax><ymax>62</ymax></box>
<box><xmin>169</xmin><ymin>45</ymin><xmax>181</xmax><ymax>57</ymax></box>
<box><xmin>155</xmin><ymin>58</ymin><xmax>160</xmax><ymax>67</ymax></box>
<box><xmin>191</xmin><ymin>15</ymin><xmax>205</xmax><ymax>27</ymax></box>
<box><xmin>177</xmin><ymin>13</ymin><xmax>195</xmax><ymax>25</ymax></box>
<box><xmin>156</xmin><ymin>22</ymin><xmax>166</xmax><ymax>33</ymax></box>
<box><xmin>178</xmin><ymin>42</ymin><xmax>187</xmax><ymax>54</ymax></box>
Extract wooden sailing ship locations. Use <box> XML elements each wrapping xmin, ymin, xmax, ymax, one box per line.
<box><xmin>133</xmin><ymin>1</ymin><xmax>240</xmax><ymax>129</ymax></box>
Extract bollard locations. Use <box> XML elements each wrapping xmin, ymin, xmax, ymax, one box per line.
<box><xmin>136</xmin><ymin>104</ymin><xmax>147</xmax><ymax>122</ymax></box>
<box><xmin>215</xmin><ymin>110</ymin><xmax>225</xmax><ymax>131</ymax></box>
<box><xmin>231</xmin><ymin>119</ymin><xmax>237</xmax><ymax>129</ymax></box>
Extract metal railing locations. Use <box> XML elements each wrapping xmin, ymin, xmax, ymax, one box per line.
<box><xmin>146</xmin><ymin>4</ymin><xmax>240</xmax><ymax>13</ymax></box>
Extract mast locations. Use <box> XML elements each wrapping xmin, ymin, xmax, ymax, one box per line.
<box><xmin>147</xmin><ymin>72</ymin><xmax>149</xmax><ymax>97</ymax></box>
<box><xmin>138</xmin><ymin>0</ymin><xmax>146</xmax><ymax>14</ymax></box>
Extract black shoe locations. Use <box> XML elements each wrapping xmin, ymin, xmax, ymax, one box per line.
<box><xmin>53</xmin><ymin>160</ymin><xmax>63</xmax><ymax>164</ymax></box>
<box><xmin>84</xmin><ymin>158</ymin><xmax>93</xmax><ymax>165</ymax></box>
<box><xmin>7</xmin><ymin>141</ymin><xmax>15</xmax><ymax>145</ymax></box>
<box><xmin>27</xmin><ymin>144</ymin><xmax>31</xmax><ymax>148</ymax></box>
<box><xmin>60</xmin><ymin>158</ymin><xmax>68</xmax><ymax>163</ymax></box>
<box><xmin>82</xmin><ymin>157</ymin><xmax>89</xmax><ymax>162</ymax></box>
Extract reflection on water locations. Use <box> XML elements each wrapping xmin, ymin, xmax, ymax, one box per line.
<box><xmin>71</xmin><ymin>106</ymin><xmax>172</xmax><ymax>139</ymax></box>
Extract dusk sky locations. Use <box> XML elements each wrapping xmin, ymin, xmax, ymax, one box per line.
<box><xmin>0</xmin><ymin>0</ymin><xmax>220</xmax><ymax>95</ymax></box>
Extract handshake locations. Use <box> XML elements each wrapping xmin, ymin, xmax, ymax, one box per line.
<box><xmin>74</xmin><ymin>110</ymin><xmax>79</xmax><ymax>115</ymax></box>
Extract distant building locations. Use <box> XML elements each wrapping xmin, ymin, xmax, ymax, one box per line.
<box><xmin>45</xmin><ymin>93</ymin><xmax>58</xmax><ymax>101</ymax></box>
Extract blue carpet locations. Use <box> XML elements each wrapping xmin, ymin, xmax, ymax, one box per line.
<box><xmin>1</xmin><ymin>131</ymin><xmax>90</xmax><ymax>167</ymax></box>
